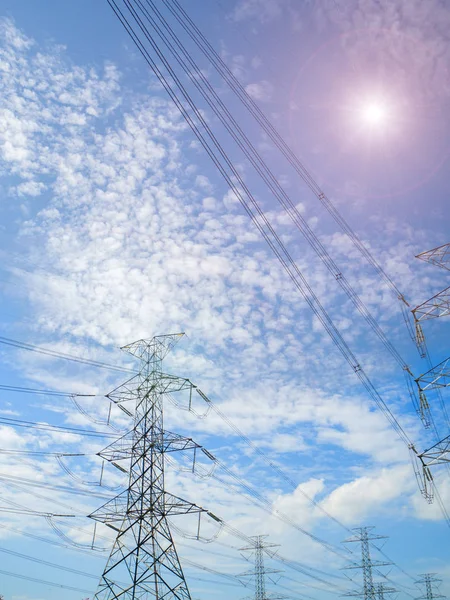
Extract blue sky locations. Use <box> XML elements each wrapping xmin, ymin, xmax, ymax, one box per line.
<box><xmin>0</xmin><ymin>0</ymin><xmax>449</xmax><ymax>599</ymax></box>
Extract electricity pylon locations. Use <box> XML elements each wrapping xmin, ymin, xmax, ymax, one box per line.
<box><xmin>239</xmin><ymin>536</ymin><xmax>284</xmax><ymax>600</ymax></box>
<box><xmin>416</xmin><ymin>574</ymin><xmax>446</xmax><ymax>600</ymax></box>
<box><xmin>343</xmin><ymin>527</ymin><xmax>391</xmax><ymax>600</ymax></box>
<box><xmin>90</xmin><ymin>334</ymin><xmax>207</xmax><ymax>600</ymax></box>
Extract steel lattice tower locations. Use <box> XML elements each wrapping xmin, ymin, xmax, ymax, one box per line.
<box><xmin>416</xmin><ymin>574</ymin><xmax>446</xmax><ymax>600</ymax></box>
<box><xmin>343</xmin><ymin>527</ymin><xmax>391</xmax><ymax>600</ymax></box>
<box><xmin>240</xmin><ymin>536</ymin><xmax>283</xmax><ymax>600</ymax></box>
<box><xmin>90</xmin><ymin>334</ymin><xmax>206</xmax><ymax>600</ymax></box>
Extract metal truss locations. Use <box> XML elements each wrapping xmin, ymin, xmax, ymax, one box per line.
<box><xmin>411</xmin><ymin>356</ymin><xmax>450</xmax><ymax>429</ymax></box>
<box><xmin>90</xmin><ymin>334</ymin><xmax>207</xmax><ymax>600</ymax></box>
<box><xmin>419</xmin><ymin>436</ymin><xmax>450</xmax><ymax>468</ymax></box>
<box><xmin>343</xmin><ymin>527</ymin><xmax>391</xmax><ymax>600</ymax></box>
<box><xmin>375</xmin><ymin>583</ymin><xmax>397</xmax><ymax>600</ymax></box>
<box><xmin>415</xmin><ymin>574</ymin><xmax>446</xmax><ymax>600</ymax></box>
<box><xmin>412</xmin><ymin>243</ymin><xmax>449</xmax><ymax>351</ymax></box>
<box><xmin>239</xmin><ymin>536</ymin><xmax>285</xmax><ymax>600</ymax></box>
<box><xmin>413</xmin><ymin>287</ymin><xmax>450</xmax><ymax>324</ymax></box>
<box><xmin>416</xmin><ymin>356</ymin><xmax>450</xmax><ymax>392</ymax></box>
<box><xmin>416</xmin><ymin>243</ymin><xmax>450</xmax><ymax>272</ymax></box>
<box><xmin>413</xmin><ymin>357</ymin><xmax>450</xmax><ymax>495</ymax></box>
<box><xmin>409</xmin><ymin>436</ymin><xmax>450</xmax><ymax>504</ymax></box>
<box><xmin>410</xmin><ymin>243</ymin><xmax>450</xmax><ymax>494</ymax></box>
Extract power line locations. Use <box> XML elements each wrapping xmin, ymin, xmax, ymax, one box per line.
<box><xmin>210</xmin><ymin>463</ymin><xmax>347</xmax><ymax>559</ymax></box>
<box><xmin>0</xmin><ymin>545</ymin><xmax>99</xmax><ymax>579</ymax></box>
<box><xmin>171</xmin><ymin>383</ymin><xmax>417</xmax><ymax>585</ymax></box>
<box><xmin>0</xmin><ymin>472</ymin><xmax>112</xmax><ymax>500</ymax></box>
<box><xmin>187</xmin><ymin>387</ymin><xmax>420</xmax><ymax>583</ymax></box>
<box><xmin>142</xmin><ymin>0</ymin><xmax>411</xmax><ymax>379</ymax></box>
<box><xmin>195</xmin><ymin>386</ymin><xmax>352</xmax><ymax>532</ymax></box>
<box><xmin>0</xmin><ymin>567</ymin><xmax>93</xmax><ymax>594</ymax></box>
<box><xmin>182</xmin><ymin>556</ymin><xmax>247</xmax><ymax>586</ymax></box>
<box><xmin>0</xmin><ymin>448</ymin><xmax>85</xmax><ymax>456</ymax></box>
<box><xmin>106</xmin><ymin>0</ymin><xmax>450</xmax><ymax>528</ymax></box>
<box><xmin>0</xmin><ymin>521</ymin><xmax>105</xmax><ymax>557</ymax></box>
<box><xmin>106</xmin><ymin>0</ymin><xmax>413</xmax><ymax>452</ymax></box>
<box><xmin>0</xmin><ymin>335</ymin><xmax>136</xmax><ymax>374</ymax></box>
<box><xmin>0</xmin><ymin>383</ymin><xmax>96</xmax><ymax>396</ymax></box>
<box><xmin>164</xmin><ymin>0</ymin><xmax>407</xmax><ymax>306</ymax></box>
<box><xmin>0</xmin><ymin>415</ymin><xmax>118</xmax><ymax>438</ymax></box>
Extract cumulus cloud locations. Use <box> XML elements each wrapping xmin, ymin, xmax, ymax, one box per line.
<box><xmin>321</xmin><ymin>464</ymin><xmax>414</xmax><ymax>524</ymax></box>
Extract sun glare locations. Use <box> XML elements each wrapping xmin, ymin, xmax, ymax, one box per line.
<box><xmin>362</xmin><ymin>102</ymin><xmax>388</xmax><ymax>127</ymax></box>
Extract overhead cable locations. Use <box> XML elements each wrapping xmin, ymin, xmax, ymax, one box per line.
<box><xmin>107</xmin><ymin>0</ymin><xmax>413</xmax><ymax>454</ymax></box>
<box><xmin>141</xmin><ymin>0</ymin><xmax>410</xmax><ymax>376</ymax></box>
<box><xmin>0</xmin><ymin>415</ymin><xmax>118</xmax><ymax>438</ymax></box>
<box><xmin>0</xmin><ymin>569</ymin><xmax>92</xmax><ymax>594</ymax></box>
<box><xmin>0</xmin><ymin>335</ymin><xmax>136</xmax><ymax>374</ymax></box>
<box><xmin>164</xmin><ymin>0</ymin><xmax>412</xmax><ymax>313</ymax></box>
<box><xmin>0</xmin><ymin>546</ymin><xmax>100</xmax><ymax>579</ymax></box>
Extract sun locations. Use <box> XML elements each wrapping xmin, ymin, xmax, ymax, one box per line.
<box><xmin>362</xmin><ymin>102</ymin><xmax>388</xmax><ymax>127</ymax></box>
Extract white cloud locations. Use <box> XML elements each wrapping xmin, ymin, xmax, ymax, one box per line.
<box><xmin>245</xmin><ymin>80</ymin><xmax>273</xmax><ymax>102</ymax></box>
<box><xmin>232</xmin><ymin>0</ymin><xmax>287</xmax><ymax>24</ymax></box>
<box><xmin>321</xmin><ymin>464</ymin><xmax>414</xmax><ymax>524</ymax></box>
<box><xmin>274</xmin><ymin>477</ymin><xmax>325</xmax><ymax>522</ymax></box>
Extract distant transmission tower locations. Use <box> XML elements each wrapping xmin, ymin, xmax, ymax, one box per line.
<box><xmin>416</xmin><ymin>574</ymin><xmax>446</xmax><ymax>600</ymax></box>
<box><xmin>90</xmin><ymin>334</ymin><xmax>209</xmax><ymax>600</ymax></box>
<box><xmin>343</xmin><ymin>527</ymin><xmax>391</xmax><ymax>600</ymax></box>
<box><xmin>240</xmin><ymin>536</ymin><xmax>284</xmax><ymax>600</ymax></box>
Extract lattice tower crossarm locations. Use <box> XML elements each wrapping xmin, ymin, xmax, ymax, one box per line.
<box><xmin>412</xmin><ymin>287</ymin><xmax>450</xmax><ymax>324</ymax></box>
<box><xmin>89</xmin><ymin>334</ymin><xmax>206</xmax><ymax>600</ymax></box>
<box><xmin>416</xmin><ymin>356</ymin><xmax>450</xmax><ymax>392</ymax></box>
<box><xmin>412</xmin><ymin>243</ymin><xmax>449</xmax><ymax>350</ymax></box>
<box><xmin>343</xmin><ymin>527</ymin><xmax>391</xmax><ymax>600</ymax></box>
<box><xmin>419</xmin><ymin>435</ymin><xmax>450</xmax><ymax>468</ymax></box>
<box><xmin>413</xmin><ymin>356</ymin><xmax>450</xmax><ymax>428</ymax></box>
<box><xmin>416</xmin><ymin>243</ymin><xmax>450</xmax><ymax>271</ymax></box>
